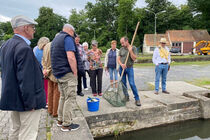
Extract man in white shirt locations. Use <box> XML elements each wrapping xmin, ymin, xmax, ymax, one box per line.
<box><xmin>152</xmin><ymin>38</ymin><xmax>171</xmax><ymax>95</ymax></box>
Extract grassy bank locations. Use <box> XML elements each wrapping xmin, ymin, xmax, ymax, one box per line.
<box><xmin>134</xmin><ymin>61</ymin><xmax>210</xmax><ymax>67</ymax></box>
<box><xmin>187</xmin><ymin>78</ymin><xmax>210</xmax><ymax>88</ymax></box>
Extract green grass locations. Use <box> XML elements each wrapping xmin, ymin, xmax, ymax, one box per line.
<box><xmin>134</xmin><ymin>61</ymin><xmax>210</xmax><ymax>67</ymax></box>
<box><xmin>187</xmin><ymin>78</ymin><xmax>210</xmax><ymax>87</ymax></box>
<box><xmin>137</xmin><ymin>54</ymin><xmax>209</xmax><ymax>61</ymax></box>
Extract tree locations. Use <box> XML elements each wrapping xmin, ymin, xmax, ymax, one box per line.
<box><xmin>0</xmin><ymin>22</ymin><xmax>13</xmax><ymax>41</ymax></box>
<box><xmin>69</xmin><ymin>9</ymin><xmax>91</xmax><ymax>44</ymax></box>
<box><xmin>188</xmin><ymin>0</ymin><xmax>210</xmax><ymax>32</ymax></box>
<box><xmin>85</xmin><ymin>0</ymin><xmax>119</xmax><ymax>48</ymax></box>
<box><xmin>32</xmin><ymin>7</ymin><xmax>67</xmax><ymax>47</ymax></box>
<box><xmin>117</xmin><ymin>0</ymin><xmax>136</xmax><ymax>39</ymax></box>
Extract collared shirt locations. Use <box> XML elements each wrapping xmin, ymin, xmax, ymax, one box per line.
<box><xmin>152</xmin><ymin>46</ymin><xmax>171</xmax><ymax>65</ymax></box>
<box><xmin>15</xmin><ymin>34</ymin><xmax>31</xmax><ymax>45</ymax></box>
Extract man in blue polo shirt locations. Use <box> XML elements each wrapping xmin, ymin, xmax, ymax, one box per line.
<box><xmin>51</xmin><ymin>24</ymin><xmax>84</xmax><ymax>132</ymax></box>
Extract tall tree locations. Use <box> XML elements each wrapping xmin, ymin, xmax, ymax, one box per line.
<box><xmin>32</xmin><ymin>7</ymin><xmax>67</xmax><ymax>47</ymax></box>
<box><xmin>69</xmin><ymin>9</ymin><xmax>91</xmax><ymax>44</ymax></box>
<box><xmin>117</xmin><ymin>0</ymin><xmax>136</xmax><ymax>40</ymax></box>
<box><xmin>188</xmin><ymin>0</ymin><xmax>210</xmax><ymax>32</ymax></box>
<box><xmin>85</xmin><ymin>0</ymin><xmax>118</xmax><ymax>49</ymax></box>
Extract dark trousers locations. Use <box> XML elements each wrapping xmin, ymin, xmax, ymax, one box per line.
<box><xmin>89</xmin><ymin>69</ymin><xmax>103</xmax><ymax>94</ymax></box>
<box><xmin>83</xmin><ymin>70</ymin><xmax>90</xmax><ymax>88</ymax></box>
<box><xmin>77</xmin><ymin>73</ymin><xmax>85</xmax><ymax>94</ymax></box>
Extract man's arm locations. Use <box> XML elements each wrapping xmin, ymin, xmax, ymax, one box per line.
<box><xmin>117</xmin><ymin>55</ymin><xmax>126</xmax><ymax>69</ymax></box>
<box><xmin>16</xmin><ymin>46</ymin><xmax>36</xmax><ymax>111</ymax></box>
<box><xmin>128</xmin><ymin>46</ymin><xmax>137</xmax><ymax>61</ymax></box>
<box><xmin>152</xmin><ymin>48</ymin><xmax>158</xmax><ymax>65</ymax></box>
<box><xmin>66</xmin><ymin>51</ymin><xmax>77</xmax><ymax>76</ymax></box>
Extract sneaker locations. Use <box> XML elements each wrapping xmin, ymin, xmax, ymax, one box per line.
<box><xmin>57</xmin><ymin>120</ymin><xmax>62</xmax><ymax>127</ymax></box>
<box><xmin>108</xmin><ymin>88</ymin><xmax>113</xmax><ymax>92</ymax></box>
<box><xmin>93</xmin><ymin>93</ymin><xmax>97</xmax><ymax>96</ymax></box>
<box><xmin>70</xmin><ymin>123</ymin><xmax>80</xmax><ymax>131</ymax></box>
<box><xmin>61</xmin><ymin>123</ymin><xmax>80</xmax><ymax>132</ymax></box>
<box><xmin>98</xmin><ymin>93</ymin><xmax>103</xmax><ymax>96</ymax></box>
<box><xmin>45</xmin><ymin>104</ymin><xmax>48</xmax><ymax>109</ymax></box>
<box><xmin>162</xmin><ymin>90</ymin><xmax>170</xmax><ymax>94</ymax></box>
<box><xmin>61</xmin><ymin>125</ymin><xmax>71</xmax><ymax>132</ymax></box>
<box><xmin>77</xmin><ymin>92</ymin><xmax>84</xmax><ymax>96</ymax></box>
<box><xmin>135</xmin><ymin>100</ymin><xmax>141</xmax><ymax>106</ymax></box>
<box><xmin>84</xmin><ymin>88</ymin><xmax>88</xmax><ymax>91</ymax></box>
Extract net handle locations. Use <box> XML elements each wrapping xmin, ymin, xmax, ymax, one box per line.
<box><xmin>120</xmin><ymin>21</ymin><xmax>140</xmax><ymax>80</ymax></box>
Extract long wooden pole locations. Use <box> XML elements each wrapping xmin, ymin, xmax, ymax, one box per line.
<box><xmin>120</xmin><ymin>21</ymin><xmax>140</xmax><ymax>80</ymax></box>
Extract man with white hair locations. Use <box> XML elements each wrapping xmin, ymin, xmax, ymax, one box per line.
<box><xmin>0</xmin><ymin>15</ymin><xmax>46</xmax><ymax>140</ymax></box>
<box><xmin>51</xmin><ymin>24</ymin><xmax>85</xmax><ymax>132</ymax></box>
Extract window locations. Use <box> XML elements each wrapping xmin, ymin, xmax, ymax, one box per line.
<box><xmin>173</xmin><ymin>42</ymin><xmax>181</xmax><ymax>47</ymax></box>
<box><xmin>150</xmin><ymin>47</ymin><xmax>155</xmax><ymax>51</ymax></box>
<box><xmin>172</xmin><ymin>43</ymin><xmax>175</xmax><ymax>46</ymax></box>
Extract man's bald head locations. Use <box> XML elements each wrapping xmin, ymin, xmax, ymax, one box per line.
<box><xmin>63</xmin><ymin>24</ymin><xmax>75</xmax><ymax>37</ymax></box>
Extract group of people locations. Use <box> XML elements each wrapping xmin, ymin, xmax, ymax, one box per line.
<box><xmin>0</xmin><ymin>15</ymin><xmax>171</xmax><ymax>139</ymax></box>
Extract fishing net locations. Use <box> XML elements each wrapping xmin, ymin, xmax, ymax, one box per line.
<box><xmin>103</xmin><ymin>21</ymin><xmax>140</xmax><ymax>107</ymax></box>
<box><xmin>103</xmin><ymin>81</ymin><xmax>127</xmax><ymax>107</ymax></box>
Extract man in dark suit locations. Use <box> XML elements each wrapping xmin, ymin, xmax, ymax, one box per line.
<box><xmin>0</xmin><ymin>15</ymin><xmax>46</xmax><ymax>140</ymax></box>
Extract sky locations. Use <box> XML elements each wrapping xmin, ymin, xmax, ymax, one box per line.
<box><xmin>0</xmin><ymin>0</ymin><xmax>187</xmax><ymax>22</ymax></box>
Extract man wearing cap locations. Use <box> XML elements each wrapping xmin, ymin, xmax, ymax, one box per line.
<box><xmin>0</xmin><ymin>15</ymin><xmax>46</xmax><ymax>140</ymax></box>
<box><xmin>51</xmin><ymin>24</ymin><xmax>85</xmax><ymax>132</ymax></box>
<box><xmin>152</xmin><ymin>37</ymin><xmax>171</xmax><ymax>95</ymax></box>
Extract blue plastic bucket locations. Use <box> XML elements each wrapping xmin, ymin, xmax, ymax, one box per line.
<box><xmin>87</xmin><ymin>98</ymin><xmax>100</xmax><ymax>112</ymax></box>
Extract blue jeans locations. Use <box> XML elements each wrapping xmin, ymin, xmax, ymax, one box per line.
<box><xmin>108</xmin><ymin>68</ymin><xmax>118</xmax><ymax>81</ymax></box>
<box><xmin>119</xmin><ymin>67</ymin><xmax>140</xmax><ymax>101</ymax></box>
<box><xmin>155</xmin><ymin>64</ymin><xmax>169</xmax><ymax>92</ymax></box>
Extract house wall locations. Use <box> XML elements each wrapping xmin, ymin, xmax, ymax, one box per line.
<box><xmin>143</xmin><ymin>46</ymin><xmax>154</xmax><ymax>54</ymax></box>
<box><xmin>183</xmin><ymin>42</ymin><xmax>193</xmax><ymax>53</ymax></box>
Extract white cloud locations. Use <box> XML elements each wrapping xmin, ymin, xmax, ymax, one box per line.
<box><xmin>0</xmin><ymin>14</ymin><xmax>11</xmax><ymax>22</ymax></box>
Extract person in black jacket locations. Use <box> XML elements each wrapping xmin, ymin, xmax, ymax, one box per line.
<box><xmin>0</xmin><ymin>15</ymin><xmax>46</xmax><ymax>140</ymax></box>
<box><xmin>51</xmin><ymin>24</ymin><xmax>85</xmax><ymax>132</ymax></box>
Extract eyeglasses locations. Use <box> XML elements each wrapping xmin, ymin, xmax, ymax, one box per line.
<box><xmin>27</xmin><ymin>25</ymin><xmax>36</xmax><ymax>31</ymax></box>
<box><xmin>31</xmin><ymin>26</ymin><xmax>36</xmax><ymax>31</ymax></box>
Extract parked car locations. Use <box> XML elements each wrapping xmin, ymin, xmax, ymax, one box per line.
<box><xmin>170</xmin><ymin>48</ymin><xmax>181</xmax><ymax>53</ymax></box>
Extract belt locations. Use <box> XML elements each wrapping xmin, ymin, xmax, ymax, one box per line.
<box><xmin>160</xmin><ymin>63</ymin><xmax>168</xmax><ymax>65</ymax></box>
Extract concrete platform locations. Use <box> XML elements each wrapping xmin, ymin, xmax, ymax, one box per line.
<box><xmin>50</xmin><ymin>81</ymin><xmax>209</xmax><ymax>139</ymax></box>
<box><xmin>51</xmin><ymin>117</ymin><xmax>93</xmax><ymax>140</ymax></box>
<box><xmin>148</xmin><ymin>81</ymin><xmax>208</xmax><ymax>95</ymax></box>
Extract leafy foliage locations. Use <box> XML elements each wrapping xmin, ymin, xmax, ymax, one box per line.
<box><xmin>31</xmin><ymin>7</ymin><xmax>67</xmax><ymax>47</ymax></box>
<box><xmin>0</xmin><ymin>0</ymin><xmax>209</xmax><ymax>51</ymax></box>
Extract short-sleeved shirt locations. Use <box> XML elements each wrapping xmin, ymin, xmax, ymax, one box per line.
<box><xmin>64</xmin><ymin>36</ymin><xmax>76</xmax><ymax>52</ymax></box>
<box><xmin>119</xmin><ymin>46</ymin><xmax>137</xmax><ymax>67</ymax></box>
<box><xmin>88</xmin><ymin>49</ymin><xmax>103</xmax><ymax>70</ymax></box>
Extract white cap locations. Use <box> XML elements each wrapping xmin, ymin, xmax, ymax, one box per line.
<box><xmin>11</xmin><ymin>15</ymin><xmax>38</xmax><ymax>29</ymax></box>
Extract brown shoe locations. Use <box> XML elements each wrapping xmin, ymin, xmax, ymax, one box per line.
<box><xmin>154</xmin><ymin>91</ymin><xmax>159</xmax><ymax>95</ymax></box>
<box><xmin>57</xmin><ymin>120</ymin><xmax>62</xmax><ymax>127</ymax></box>
<box><xmin>135</xmin><ymin>100</ymin><xmax>141</xmax><ymax>106</ymax></box>
<box><xmin>162</xmin><ymin>90</ymin><xmax>170</xmax><ymax>94</ymax></box>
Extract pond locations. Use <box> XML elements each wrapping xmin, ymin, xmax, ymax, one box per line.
<box><xmin>97</xmin><ymin>119</ymin><xmax>210</xmax><ymax>140</ymax></box>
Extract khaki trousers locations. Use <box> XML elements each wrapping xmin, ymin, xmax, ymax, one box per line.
<box><xmin>9</xmin><ymin>109</ymin><xmax>41</xmax><ymax>140</ymax></box>
<box><xmin>57</xmin><ymin>73</ymin><xmax>77</xmax><ymax>126</ymax></box>
<box><xmin>48</xmin><ymin>80</ymin><xmax>60</xmax><ymax>116</ymax></box>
